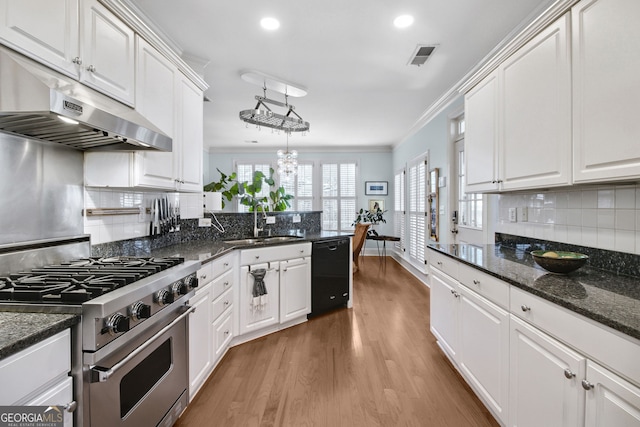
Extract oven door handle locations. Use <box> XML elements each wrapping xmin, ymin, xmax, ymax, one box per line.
<box><xmin>90</xmin><ymin>304</ymin><xmax>196</xmax><ymax>383</ymax></box>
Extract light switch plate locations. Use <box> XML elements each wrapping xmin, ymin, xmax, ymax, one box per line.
<box><xmin>266</xmin><ymin>216</ymin><xmax>276</xmax><ymax>224</ymax></box>
<box><xmin>518</xmin><ymin>207</ymin><xmax>528</xmax><ymax>222</ymax></box>
<box><xmin>509</xmin><ymin>208</ymin><xmax>517</xmax><ymax>222</ymax></box>
<box><xmin>198</xmin><ymin>218</ymin><xmax>212</xmax><ymax>227</ymax></box>
<box><xmin>292</xmin><ymin>214</ymin><xmax>301</xmax><ymax>223</ymax></box>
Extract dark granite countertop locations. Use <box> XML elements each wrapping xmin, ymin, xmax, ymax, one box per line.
<box><xmin>121</xmin><ymin>231</ymin><xmax>353</xmax><ymax>265</ymax></box>
<box><xmin>428</xmin><ymin>243</ymin><xmax>640</xmax><ymax>342</ymax></box>
<box><xmin>0</xmin><ymin>312</ymin><xmax>80</xmax><ymax>360</ymax></box>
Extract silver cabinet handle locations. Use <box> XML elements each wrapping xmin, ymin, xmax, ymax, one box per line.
<box><xmin>86</xmin><ymin>65</ymin><xmax>96</xmax><ymax>72</ymax></box>
<box><xmin>72</xmin><ymin>57</ymin><xmax>82</xmax><ymax>65</ymax></box>
<box><xmin>582</xmin><ymin>379</ymin><xmax>594</xmax><ymax>390</ymax></box>
<box><xmin>255</xmin><ymin>255</ymin><xmax>260</xmax><ymax>259</ymax></box>
<box><xmin>64</xmin><ymin>401</ymin><xmax>77</xmax><ymax>413</ymax></box>
<box><xmin>224</xmin><ymin>330</ymin><xmax>230</xmax><ymax>336</ymax></box>
<box><xmin>473</xmin><ymin>279</ymin><xmax>480</xmax><ymax>285</ymax></box>
<box><xmin>224</xmin><ymin>262</ymin><xmax>229</xmax><ymax>267</ymax></box>
<box><xmin>564</xmin><ymin>368</ymin><xmax>576</xmax><ymax>379</ymax></box>
<box><xmin>90</xmin><ymin>304</ymin><xmax>196</xmax><ymax>383</ymax></box>
<box><xmin>224</xmin><ymin>281</ymin><xmax>229</xmax><ymax>287</ymax></box>
<box><xmin>437</xmin><ymin>261</ymin><xmax>443</xmax><ymax>266</ymax></box>
<box><xmin>450</xmin><ymin>289</ymin><xmax>460</xmax><ymax>298</ymax></box>
<box><xmin>223</xmin><ymin>300</ymin><xmax>230</xmax><ymax>306</ymax></box>
<box><xmin>521</xmin><ymin>305</ymin><xmax>531</xmax><ymax>312</ymax></box>
<box><xmin>200</xmin><ymin>274</ymin><xmax>207</xmax><ymax>280</ymax></box>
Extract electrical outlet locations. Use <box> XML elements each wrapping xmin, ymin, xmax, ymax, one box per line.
<box><xmin>518</xmin><ymin>207</ymin><xmax>528</xmax><ymax>222</ymax></box>
<box><xmin>292</xmin><ymin>214</ymin><xmax>301</xmax><ymax>223</ymax></box>
<box><xmin>198</xmin><ymin>218</ymin><xmax>211</xmax><ymax>227</ymax></box>
<box><xmin>266</xmin><ymin>216</ymin><xmax>276</xmax><ymax>224</ymax></box>
<box><xmin>509</xmin><ymin>208</ymin><xmax>517</xmax><ymax>222</ymax></box>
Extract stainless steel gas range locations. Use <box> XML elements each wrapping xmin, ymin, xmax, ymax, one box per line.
<box><xmin>0</xmin><ymin>236</ymin><xmax>200</xmax><ymax>427</ymax></box>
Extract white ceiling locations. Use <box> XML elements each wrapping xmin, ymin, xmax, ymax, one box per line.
<box><xmin>125</xmin><ymin>0</ymin><xmax>554</xmax><ymax>152</ymax></box>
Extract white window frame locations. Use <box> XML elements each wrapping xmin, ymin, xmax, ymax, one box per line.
<box><xmin>407</xmin><ymin>154</ymin><xmax>427</xmax><ymax>269</ymax></box>
<box><xmin>454</xmin><ymin>116</ymin><xmax>483</xmax><ymax>230</ymax></box>
<box><xmin>320</xmin><ymin>161</ymin><xmax>358</xmax><ymax>232</ymax></box>
<box><xmin>394</xmin><ymin>168</ymin><xmax>405</xmax><ymax>252</ymax></box>
<box><xmin>280</xmin><ymin>161</ymin><xmax>314</xmax><ymax>211</ymax></box>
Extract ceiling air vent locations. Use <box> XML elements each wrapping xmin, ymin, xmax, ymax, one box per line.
<box><xmin>408</xmin><ymin>44</ymin><xmax>437</xmax><ymax>67</ymax></box>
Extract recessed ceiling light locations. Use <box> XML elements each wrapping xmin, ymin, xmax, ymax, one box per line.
<box><xmin>260</xmin><ymin>17</ymin><xmax>280</xmax><ymax>31</ymax></box>
<box><xmin>394</xmin><ymin>15</ymin><xmax>414</xmax><ymax>29</ymax></box>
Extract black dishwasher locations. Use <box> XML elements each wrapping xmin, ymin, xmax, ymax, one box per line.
<box><xmin>310</xmin><ymin>238</ymin><xmax>350</xmax><ymax>317</ymax></box>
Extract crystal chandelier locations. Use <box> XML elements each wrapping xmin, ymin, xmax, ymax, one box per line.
<box><xmin>277</xmin><ymin>132</ymin><xmax>298</xmax><ymax>179</ymax></box>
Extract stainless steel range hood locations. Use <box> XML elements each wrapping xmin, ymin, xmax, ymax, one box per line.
<box><xmin>0</xmin><ymin>46</ymin><xmax>172</xmax><ymax>151</ymax></box>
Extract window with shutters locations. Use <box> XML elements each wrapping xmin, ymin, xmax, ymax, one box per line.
<box><xmin>280</xmin><ymin>163</ymin><xmax>313</xmax><ymax>211</ymax></box>
<box><xmin>454</xmin><ymin>116</ymin><xmax>483</xmax><ymax>229</ymax></box>
<box><xmin>394</xmin><ymin>169</ymin><xmax>405</xmax><ymax>252</ymax></box>
<box><xmin>407</xmin><ymin>156</ymin><xmax>427</xmax><ymax>267</ymax></box>
<box><xmin>235</xmin><ymin>162</ymin><xmax>272</xmax><ymax>212</ymax></box>
<box><xmin>321</xmin><ymin>162</ymin><xmax>357</xmax><ymax>232</ymax></box>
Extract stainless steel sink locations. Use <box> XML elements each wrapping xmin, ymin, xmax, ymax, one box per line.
<box><xmin>223</xmin><ymin>238</ymin><xmax>262</xmax><ymax>245</ymax></box>
<box><xmin>262</xmin><ymin>236</ymin><xmax>302</xmax><ymax>242</ymax></box>
<box><xmin>223</xmin><ymin>235</ymin><xmax>302</xmax><ymax>246</ymax></box>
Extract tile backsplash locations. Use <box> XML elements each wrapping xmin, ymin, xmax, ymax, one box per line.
<box><xmin>495</xmin><ymin>184</ymin><xmax>640</xmax><ymax>254</ymax></box>
<box><xmin>84</xmin><ymin>188</ymin><xmax>202</xmax><ymax>245</ymax></box>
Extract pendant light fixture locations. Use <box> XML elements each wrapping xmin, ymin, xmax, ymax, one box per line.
<box><xmin>239</xmin><ymin>86</ymin><xmax>310</xmax><ymax>133</ymax></box>
<box><xmin>277</xmin><ymin>132</ymin><xmax>298</xmax><ymax>179</ymax></box>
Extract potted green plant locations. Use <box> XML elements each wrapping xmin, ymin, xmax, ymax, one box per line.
<box><xmin>203</xmin><ymin>168</ymin><xmax>240</xmax><ymax>209</ymax></box>
<box><xmin>352</xmin><ymin>208</ymin><xmax>386</xmax><ymax>226</ymax></box>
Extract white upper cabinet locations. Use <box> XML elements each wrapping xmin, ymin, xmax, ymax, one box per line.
<box><xmin>500</xmin><ymin>13</ymin><xmax>572</xmax><ymax>190</ymax></box>
<box><xmin>0</xmin><ymin>0</ymin><xmax>79</xmax><ymax>77</ymax></box>
<box><xmin>572</xmin><ymin>0</ymin><xmax>640</xmax><ymax>183</ymax></box>
<box><xmin>80</xmin><ymin>0</ymin><xmax>135</xmax><ymax>105</ymax></box>
<box><xmin>464</xmin><ymin>70</ymin><xmax>500</xmax><ymax>192</ymax></box>
<box><xmin>0</xmin><ymin>0</ymin><xmax>135</xmax><ymax>105</ymax></box>
<box><xmin>133</xmin><ymin>36</ymin><xmax>177</xmax><ymax>189</ymax></box>
<box><xmin>464</xmin><ymin>13</ymin><xmax>571</xmax><ymax>193</ymax></box>
<box><xmin>174</xmin><ymin>74</ymin><xmax>204</xmax><ymax>192</ymax></box>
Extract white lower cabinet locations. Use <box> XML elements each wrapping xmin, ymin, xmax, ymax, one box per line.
<box><xmin>188</xmin><ymin>253</ymin><xmax>235</xmax><ymax>400</ymax></box>
<box><xmin>0</xmin><ymin>329</ymin><xmax>74</xmax><ymax>426</ymax></box>
<box><xmin>584</xmin><ymin>360</ymin><xmax>640</xmax><ymax>426</ymax></box>
<box><xmin>429</xmin><ymin>258</ymin><xmax>509</xmax><ymax>425</ymax></box>
<box><xmin>239</xmin><ymin>243</ymin><xmax>312</xmax><ymax>339</ymax></box>
<box><xmin>509</xmin><ymin>315</ymin><xmax>586</xmax><ymax>427</ymax></box>
<box><xmin>239</xmin><ymin>263</ymin><xmax>280</xmax><ymax>334</ymax></box>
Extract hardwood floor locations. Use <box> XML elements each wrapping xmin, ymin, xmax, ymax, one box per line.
<box><xmin>176</xmin><ymin>257</ymin><xmax>499</xmax><ymax>427</ymax></box>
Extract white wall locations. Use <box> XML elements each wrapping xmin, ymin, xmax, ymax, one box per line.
<box><xmin>206</xmin><ymin>149</ymin><xmax>395</xmax><ymax>236</ymax></box>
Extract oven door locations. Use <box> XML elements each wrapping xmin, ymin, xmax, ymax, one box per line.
<box><xmin>85</xmin><ymin>305</ymin><xmax>193</xmax><ymax>427</ymax></box>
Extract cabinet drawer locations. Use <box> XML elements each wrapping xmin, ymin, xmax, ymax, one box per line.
<box><xmin>25</xmin><ymin>376</ymin><xmax>73</xmax><ymax>426</ymax></box>
<box><xmin>213</xmin><ymin>311</ymin><xmax>233</xmax><ymax>358</ymax></box>
<box><xmin>240</xmin><ymin>242</ymin><xmax>311</xmax><ymax>265</ymax></box>
<box><xmin>428</xmin><ymin>249</ymin><xmax>459</xmax><ymax>278</ymax></box>
<box><xmin>211</xmin><ymin>254</ymin><xmax>234</xmax><ymax>278</ymax></box>
<box><xmin>212</xmin><ymin>287</ymin><xmax>233</xmax><ymax>322</ymax></box>
<box><xmin>510</xmin><ymin>286</ymin><xmax>640</xmax><ymax>385</ymax></box>
<box><xmin>0</xmin><ymin>329</ymin><xmax>70</xmax><ymax>404</ymax></box>
<box><xmin>197</xmin><ymin>262</ymin><xmax>213</xmax><ymax>286</ymax></box>
<box><xmin>211</xmin><ymin>269</ymin><xmax>234</xmax><ymax>300</ymax></box>
<box><xmin>458</xmin><ymin>263</ymin><xmax>509</xmax><ymax>309</ymax></box>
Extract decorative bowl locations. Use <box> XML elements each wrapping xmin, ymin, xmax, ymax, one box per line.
<box><xmin>530</xmin><ymin>250</ymin><xmax>589</xmax><ymax>274</ymax></box>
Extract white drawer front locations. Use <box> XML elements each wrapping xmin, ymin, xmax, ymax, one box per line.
<box><xmin>458</xmin><ymin>262</ymin><xmax>509</xmax><ymax>309</ymax></box>
<box><xmin>240</xmin><ymin>242</ymin><xmax>311</xmax><ymax>265</ymax></box>
<box><xmin>211</xmin><ymin>269</ymin><xmax>234</xmax><ymax>301</ymax></box>
<box><xmin>0</xmin><ymin>329</ymin><xmax>71</xmax><ymax>404</ymax></box>
<box><xmin>211</xmin><ymin>254</ymin><xmax>234</xmax><ymax>278</ymax></box>
<box><xmin>213</xmin><ymin>312</ymin><xmax>233</xmax><ymax>358</ymax></box>
<box><xmin>197</xmin><ymin>262</ymin><xmax>213</xmax><ymax>286</ymax></box>
<box><xmin>212</xmin><ymin>287</ymin><xmax>233</xmax><ymax>322</ymax></box>
<box><xmin>428</xmin><ymin>249</ymin><xmax>459</xmax><ymax>278</ymax></box>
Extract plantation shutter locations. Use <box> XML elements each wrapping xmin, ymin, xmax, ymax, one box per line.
<box><xmin>394</xmin><ymin>169</ymin><xmax>405</xmax><ymax>251</ymax></box>
<box><xmin>408</xmin><ymin>157</ymin><xmax>427</xmax><ymax>267</ymax></box>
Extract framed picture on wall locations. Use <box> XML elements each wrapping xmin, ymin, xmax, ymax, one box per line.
<box><xmin>369</xmin><ymin>199</ymin><xmax>384</xmax><ymax>212</ymax></box>
<box><xmin>365</xmin><ymin>181</ymin><xmax>388</xmax><ymax>195</ymax></box>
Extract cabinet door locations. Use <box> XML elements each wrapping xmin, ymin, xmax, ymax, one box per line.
<box><xmin>175</xmin><ymin>75</ymin><xmax>203</xmax><ymax>192</ymax></box>
<box><xmin>509</xmin><ymin>316</ymin><xmax>585</xmax><ymax>427</ymax></box>
<box><xmin>584</xmin><ymin>360</ymin><xmax>640</xmax><ymax>427</ymax></box>
<box><xmin>464</xmin><ymin>70</ymin><xmax>500</xmax><ymax>192</ymax></box>
<box><xmin>80</xmin><ymin>0</ymin><xmax>135</xmax><ymax>105</ymax></box>
<box><xmin>133</xmin><ymin>36</ymin><xmax>177</xmax><ymax>190</ymax></box>
<box><xmin>429</xmin><ymin>268</ymin><xmax>459</xmax><ymax>361</ymax></box>
<box><xmin>500</xmin><ymin>13</ymin><xmax>571</xmax><ymax>190</ymax></box>
<box><xmin>239</xmin><ymin>264</ymin><xmax>280</xmax><ymax>334</ymax></box>
<box><xmin>0</xmin><ymin>0</ymin><xmax>78</xmax><ymax>77</ymax></box>
<box><xmin>279</xmin><ymin>258</ymin><xmax>311</xmax><ymax>323</ymax></box>
<box><xmin>458</xmin><ymin>285</ymin><xmax>509</xmax><ymax>424</ymax></box>
<box><xmin>188</xmin><ymin>285</ymin><xmax>212</xmax><ymax>400</ymax></box>
<box><xmin>25</xmin><ymin>376</ymin><xmax>73</xmax><ymax>427</ymax></box>
<box><xmin>573</xmin><ymin>0</ymin><xmax>640</xmax><ymax>183</ymax></box>
<box><xmin>213</xmin><ymin>311</ymin><xmax>233</xmax><ymax>361</ymax></box>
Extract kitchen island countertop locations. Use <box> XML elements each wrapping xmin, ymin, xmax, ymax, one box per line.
<box><xmin>0</xmin><ymin>312</ymin><xmax>80</xmax><ymax>360</ymax></box>
<box><xmin>428</xmin><ymin>243</ymin><xmax>640</xmax><ymax>342</ymax></box>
